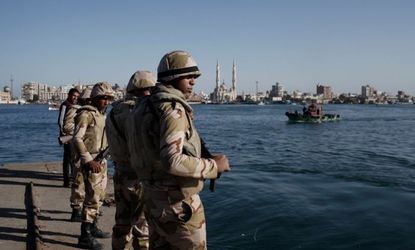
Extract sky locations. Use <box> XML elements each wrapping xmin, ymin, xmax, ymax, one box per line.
<box><xmin>1</xmin><ymin>0</ymin><xmax>415</xmax><ymax>97</ymax></box>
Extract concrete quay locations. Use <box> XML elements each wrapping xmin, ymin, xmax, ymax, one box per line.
<box><xmin>0</xmin><ymin>162</ymin><xmax>115</xmax><ymax>249</ymax></box>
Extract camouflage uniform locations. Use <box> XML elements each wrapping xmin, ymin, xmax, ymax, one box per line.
<box><xmin>69</xmin><ymin>87</ymin><xmax>92</xmax><ymax>220</ymax></box>
<box><xmin>131</xmin><ymin>82</ymin><xmax>218</xmax><ymax>249</ymax></box>
<box><xmin>62</xmin><ymin>105</ymin><xmax>85</xmax><ymax>211</ymax></box>
<box><xmin>106</xmin><ymin>99</ymin><xmax>149</xmax><ymax>250</ymax></box>
<box><xmin>75</xmin><ymin>83</ymin><xmax>114</xmax><ymax>250</ymax></box>
<box><xmin>73</xmin><ymin>104</ymin><xmax>108</xmax><ymax>223</ymax></box>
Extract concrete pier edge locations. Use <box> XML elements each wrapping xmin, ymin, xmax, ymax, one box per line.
<box><xmin>0</xmin><ymin>162</ymin><xmax>112</xmax><ymax>249</ymax></box>
<box><xmin>25</xmin><ymin>182</ymin><xmax>45</xmax><ymax>250</ymax></box>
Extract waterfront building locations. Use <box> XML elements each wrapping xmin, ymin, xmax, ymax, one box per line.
<box><xmin>316</xmin><ymin>84</ymin><xmax>333</xmax><ymax>100</ymax></box>
<box><xmin>270</xmin><ymin>82</ymin><xmax>284</xmax><ymax>98</ymax></box>
<box><xmin>112</xmin><ymin>83</ymin><xmax>125</xmax><ymax>100</ymax></box>
<box><xmin>21</xmin><ymin>82</ymin><xmax>79</xmax><ymax>103</ymax></box>
<box><xmin>361</xmin><ymin>85</ymin><xmax>375</xmax><ymax>98</ymax></box>
<box><xmin>360</xmin><ymin>85</ymin><xmax>377</xmax><ymax>104</ymax></box>
<box><xmin>211</xmin><ymin>60</ymin><xmax>237</xmax><ymax>103</ymax></box>
<box><xmin>0</xmin><ymin>86</ymin><xmax>11</xmax><ymax>103</ymax></box>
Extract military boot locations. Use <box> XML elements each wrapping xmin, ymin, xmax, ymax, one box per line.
<box><xmin>91</xmin><ymin>218</ymin><xmax>111</xmax><ymax>238</ymax></box>
<box><xmin>70</xmin><ymin>208</ymin><xmax>82</xmax><ymax>222</ymax></box>
<box><xmin>78</xmin><ymin>222</ymin><xmax>104</xmax><ymax>250</ymax></box>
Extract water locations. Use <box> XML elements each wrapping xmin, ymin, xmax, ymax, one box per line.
<box><xmin>1</xmin><ymin>104</ymin><xmax>415</xmax><ymax>249</ymax></box>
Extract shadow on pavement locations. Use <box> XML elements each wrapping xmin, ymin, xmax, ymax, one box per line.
<box><xmin>0</xmin><ymin>207</ymin><xmax>26</xmax><ymax>220</ymax></box>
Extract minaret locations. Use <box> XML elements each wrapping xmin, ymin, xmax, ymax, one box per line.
<box><xmin>232</xmin><ymin>60</ymin><xmax>236</xmax><ymax>100</ymax></box>
<box><xmin>216</xmin><ymin>60</ymin><xmax>220</xmax><ymax>89</ymax></box>
<box><xmin>10</xmin><ymin>74</ymin><xmax>14</xmax><ymax>100</ymax></box>
<box><xmin>215</xmin><ymin>60</ymin><xmax>220</xmax><ymax>102</ymax></box>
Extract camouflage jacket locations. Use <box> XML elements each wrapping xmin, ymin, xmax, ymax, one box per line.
<box><xmin>106</xmin><ymin>99</ymin><xmax>136</xmax><ymax>172</ymax></box>
<box><xmin>73</xmin><ymin>105</ymin><xmax>108</xmax><ymax>164</ymax></box>
<box><xmin>62</xmin><ymin>105</ymin><xmax>80</xmax><ymax>135</ymax></box>
<box><xmin>129</xmin><ymin>84</ymin><xmax>218</xmax><ymax>203</ymax></box>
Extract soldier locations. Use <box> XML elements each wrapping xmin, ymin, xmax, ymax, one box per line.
<box><xmin>130</xmin><ymin>50</ymin><xmax>231</xmax><ymax>249</ymax></box>
<box><xmin>58</xmin><ymin>87</ymin><xmax>80</xmax><ymax>187</ymax></box>
<box><xmin>106</xmin><ymin>71</ymin><xmax>155</xmax><ymax>250</ymax></box>
<box><xmin>73</xmin><ymin>82</ymin><xmax>114</xmax><ymax>249</ymax></box>
<box><xmin>69</xmin><ymin>87</ymin><xmax>92</xmax><ymax>222</ymax></box>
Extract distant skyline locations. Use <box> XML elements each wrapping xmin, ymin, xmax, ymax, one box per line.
<box><xmin>1</xmin><ymin>0</ymin><xmax>415</xmax><ymax>96</ymax></box>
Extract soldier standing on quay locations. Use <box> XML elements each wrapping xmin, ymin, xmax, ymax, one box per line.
<box><xmin>106</xmin><ymin>71</ymin><xmax>156</xmax><ymax>250</ymax></box>
<box><xmin>130</xmin><ymin>50</ymin><xmax>231</xmax><ymax>249</ymax></box>
<box><xmin>58</xmin><ymin>87</ymin><xmax>80</xmax><ymax>187</ymax></box>
<box><xmin>72</xmin><ymin>82</ymin><xmax>114</xmax><ymax>249</ymax></box>
<box><xmin>68</xmin><ymin>87</ymin><xmax>92</xmax><ymax>222</ymax></box>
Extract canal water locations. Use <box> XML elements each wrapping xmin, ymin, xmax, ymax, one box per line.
<box><xmin>1</xmin><ymin>104</ymin><xmax>414</xmax><ymax>249</ymax></box>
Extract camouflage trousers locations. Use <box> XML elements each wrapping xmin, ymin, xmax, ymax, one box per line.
<box><xmin>81</xmin><ymin>160</ymin><xmax>108</xmax><ymax>223</ymax></box>
<box><xmin>143</xmin><ymin>185</ymin><xmax>207</xmax><ymax>250</ymax></box>
<box><xmin>112</xmin><ymin>169</ymin><xmax>149</xmax><ymax>250</ymax></box>
<box><xmin>70</xmin><ymin>160</ymin><xmax>85</xmax><ymax>209</ymax></box>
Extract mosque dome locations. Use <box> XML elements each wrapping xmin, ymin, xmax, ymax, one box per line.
<box><xmin>3</xmin><ymin>86</ymin><xmax>10</xmax><ymax>92</ymax></box>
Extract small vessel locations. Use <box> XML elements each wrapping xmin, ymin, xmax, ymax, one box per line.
<box><xmin>17</xmin><ymin>99</ymin><xmax>26</xmax><ymax>105</ymax></box>
<box><xmin>48</xmin><ymin>101</ymin><xmax>60</xmax><ymax>111</ymax></box>
<box><xmin>285</xmin><ymin>103</ymin><xmax>340</xmax><ymax>123</ymax></box>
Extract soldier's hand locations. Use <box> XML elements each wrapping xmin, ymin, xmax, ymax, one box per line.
<box><xmin>87</xmin><ymin>160</ymin><xmax>102</xmax><ymax>173</ymax></box>
<box><xmin>213</xmin><ymin>154</ymin><xmax>230</xmax><ymax>173</ymax></box>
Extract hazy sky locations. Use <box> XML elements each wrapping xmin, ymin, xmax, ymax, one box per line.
<box><xmin>1</xmin><ymin>0</ymin><xmax>415</xmax><ymax>96</ymax></box>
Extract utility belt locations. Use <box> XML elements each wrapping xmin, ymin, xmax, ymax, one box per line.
<box><xmin>142</xmin><ymin>180</ymin><xmax>183</xmax><ymax>203</ymax></box>
<box><xmin>143</xmin><ymin>179</ymin><xmax>180</xmax><ymax>190</ymax></box>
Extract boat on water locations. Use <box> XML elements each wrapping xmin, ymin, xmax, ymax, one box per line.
<box><xmin>285</xmin><ymin>112</ymin><xmax>340</xmax><ymax>122</ymax></box>
<box><xmin>48</xmin><ymin>101</ymin><xmax>60</xmax><ymax>111</ymax></box>
<box><xmin>285</xmin><ymin>103</ymin><xmax>340</xmax><ymax>123</ymax></box>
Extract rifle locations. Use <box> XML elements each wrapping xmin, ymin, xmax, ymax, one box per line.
<box><xmin>201</xmin><ymin>139</ymin><xmax>220</xmax><ymax>192</ymax></box>
<box><xmin>82</xmin><ymin>146</ymin><xmax>110</xmax><ymax>172</ymax></box>
<box><xmin>94</xmin><ymin>146</ymin><xmax>111</xmax><ymax>163</ymax></box>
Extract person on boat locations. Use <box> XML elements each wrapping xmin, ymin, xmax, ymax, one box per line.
<box><xmin>106</xmin><ymin>71</ymin><xmax>155</xmax><ymax>250</ymax></box>
<box><xmin>68</xmin><ymin>87</ymin><xmax>92</xmax><ymax>222</ymax></box>
<box><xmin>73</xmin><ymin>82</ymin><xmax>114</xmax><ymax>249</ymax></box>
<box><xmin>130</xmin><ymin>50</ymin><xmax>231</xmax><ymax>249</ymax></box>
<box><xmin>307</xmin><ymin>103</ymin><xmax>322</xmax><ymax>117</ymax></box>
<box><xmin>58</xmin><ymin>87</ymin><xmax>80</xmax><ymax>187</ymax></box>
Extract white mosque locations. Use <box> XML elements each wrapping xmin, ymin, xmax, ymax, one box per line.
<box><xmin>211</xmin><ymin>60</ymin><xmax>237</xmax><ymax>103</ymax></box>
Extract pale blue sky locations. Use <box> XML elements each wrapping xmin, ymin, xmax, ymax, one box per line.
<box><xmin>1</xmin><ymin>0</ymin><xmax>414</xmax><ymax>96</ymax></box>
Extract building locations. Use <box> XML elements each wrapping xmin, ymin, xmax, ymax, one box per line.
<box><xmin>361</xmin><ymin>85</ymin><xmax>375</xmax><ymax>98</ymax></box>
<box><xmin>270</xmin><ymin>82</ymin><xmax>284</xmax><ymax>97</ymax></box>
<box><xmin>316</xmin><ymin>84</ymin><xmax>332</xmax><ymax>100</ymax></box>
<box><xmin>21</xmin><ymin>82</ymin><xmax>78</xmax><ymax>102</ymax></box>
<box><xmin>0</xmin><ymin>86</ymin><xmax>12</xmax><ymax>103</ymax></box>
<box><xmin>211</xmin><ymin>61</ymin><xmax>237</xmax><ymax>103</ymax></box>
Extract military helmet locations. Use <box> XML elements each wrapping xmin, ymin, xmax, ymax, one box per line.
<box><xmin>127</xmin><ymin>70</ymin><xmax>156</xmax><ymax>93</ymax></box>
<box><xmin>157</xmin><ymin>50</ymin><xmax>201</xmax><ymax>82</ymax></box>
<box><xmin>80</xmin><ymin>87</ymin><xmax>92</xmax><ymax>99</ymax></box>
<box><xmin>91</xmin><ymin>82</ymin><xmax>115</xmax><ymax>98</ymax></box>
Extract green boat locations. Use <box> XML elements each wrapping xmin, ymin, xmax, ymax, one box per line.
<box><xmin>285</xmin><ymin>103</ymin><xmax>340</xmax><ymax>123</ymax></box>
<box><xmin>285</xmin><ymin>111</ymin><xmax>340</xmax><ymax>123</ymax></box>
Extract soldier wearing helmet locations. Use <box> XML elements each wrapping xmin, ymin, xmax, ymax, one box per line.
<box><xmin>67</xmin><ymin>86</ymin><xmax>92</xmax><ymax>222</ymax></box>
<box><xmin>131</xmin><ymin>50</ymin><xmax>230</xmax><ymax>249</ymax></box>
<box><xmin>78</xmin><ymin>86</ymin><xmax>93</xmax><ymax>105</ymax></box>
<box><xmin>106</xmin><ymin>71</ymin><xmax>155</xmax><ymax>250</ymax></box>
<box><xmin>73</xmin><ymin>82</ymin><xmax>114</xmax><ymax>249</ymax></box>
